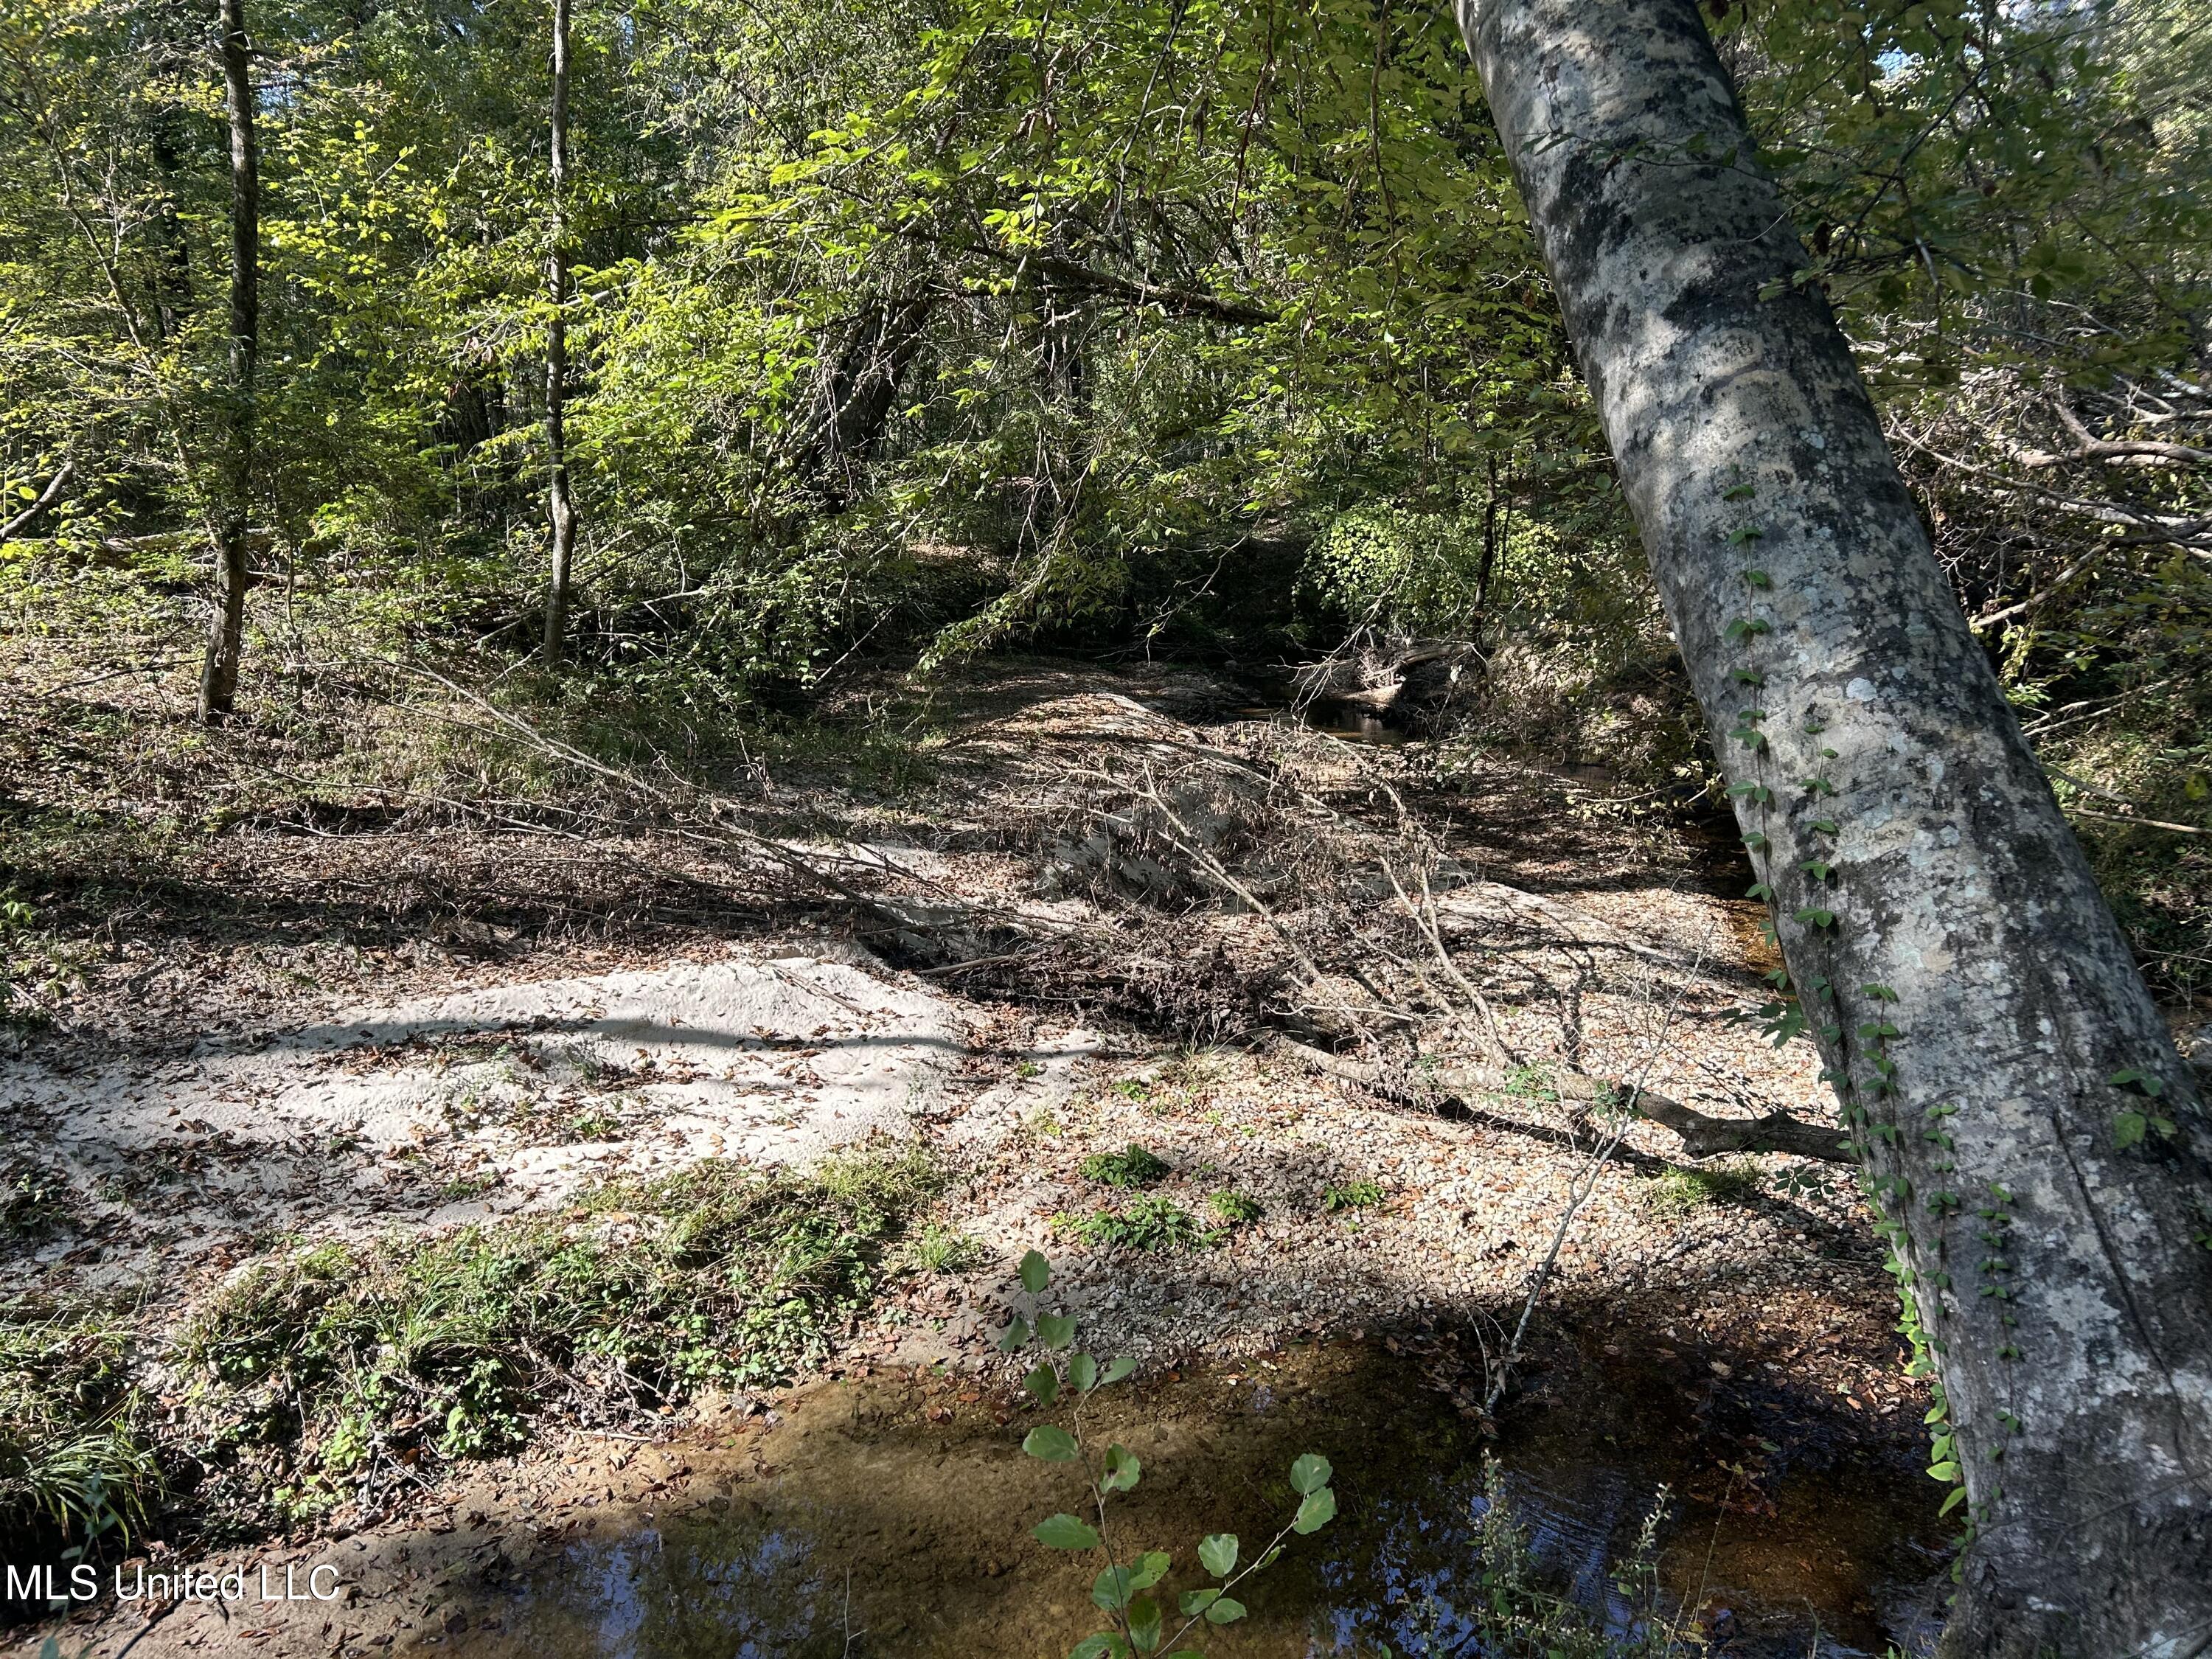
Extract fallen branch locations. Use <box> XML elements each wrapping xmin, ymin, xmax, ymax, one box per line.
<box><xmin>1270</xmin><ymin>1037</ymin><xmax>1852</xmax><ymax>1164</ymax></box>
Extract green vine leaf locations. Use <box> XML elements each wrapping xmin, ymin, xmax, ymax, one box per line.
<box><xmin>1722</xmin><ymin>483</ymin><xmax>1756</xmax><ymax>501</ymax></box>
<box><xmin>2112</xmin><ymin>1110</ymin><xmax>2174</xmax><ymax>1149</ymax></box>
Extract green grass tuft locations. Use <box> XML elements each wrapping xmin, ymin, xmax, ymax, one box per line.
<box><xmin>0</xmin><ymin>1304</ymin><xmax>160</xmax><ymax>1565</ymax></box>
<box><xmin>899</xmin><ymin>1221</ymin><xmax>984</xmax><ymax>1275</ymax></box>
<box><xmin>1640</xmin><ymin>1161</ymin><xmax>1761</xmax><ymax>1217</ymax></box>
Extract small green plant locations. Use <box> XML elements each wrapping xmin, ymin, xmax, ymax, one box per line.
<box><xmin>1204</xmin><ymin>1189</ymin><xmax>1261</xmax><ymax>1227</ymax></box>
<box><xmin>1437</xmin><ymin>1458</ymin><xmax>1675</xmax><ymax>1656</ymax></box>
<box><xmin>1082</xmin><ymin>1143</ymin><xmax>1172</xmax><ymax>1189</ymax></box>
<box><xmin>3</xmin><ymin>1159</ymin><xmax>74</xmax><ymax>1240</ymax></box>
<box><xmin>1058</xmin><ymin>1197</ymin><xmax>1207</xmax><ymax>1253</ymax></box>
<box><xmin>1001</xmin><ymin>1251</ymin><xmax>1336</xmax><ymax>1658</ymax></box>
<box><xmin>0</xmin><ymin>889</ymin><xmax>56</xmax><ymax>1031</ymax></box>
<box><xmin>1321</xmin><ymin>1179</ymin><xmax>1383</xmax><ymax>1213</ymax></box>
<box><xmin>437</xmin><ymin>1172</ymin><xmax>502</xmax><ymax>1202</ymax></box>
<box><xmin>1016</xmin><ymin>1060</ymin><xmax>1044</xmax><ymax>1079</ymax></box>
<box><xmin>1110</xmin><ymin>1077</ymin><xmax>1153</xmax><ymax>1102</ymax></box>
<box><xmin>902</xmin><ymin>1221</ymin><xmax>984</xmax><ymax>1274</ymax></box>
<box><xmin>566</xmin><ymin>1109</ymin><xmax>624</xmax><ymax>1143</ymax></box>
<box><xmin>1501</xmin><ymin>1065</ymin><xmax>1557</xmax><ymax>1102</ymax></box>
<box><xmin>1641</xmin><ymin>1161</ymin><xmax>1761</xmax><ymax>1217</ymax></box>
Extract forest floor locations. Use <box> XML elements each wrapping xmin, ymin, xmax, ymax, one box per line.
<box><xmin>1</xmin><ymin>650</ymin><xmax>1962</xmax><ymax>1655</ymax></box>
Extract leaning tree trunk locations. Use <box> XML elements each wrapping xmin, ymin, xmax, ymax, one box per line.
<box><xmin>540</xmin><ymin>0</ymin><xmax>578</xmax><ymax>667</ymax></box>
<box><xmin>1450</xmin><ymin>3</ymin><xmax>2212</xmax><ymax>1654</ymax></box>
<box><xmin>198</xmin><ymin>0</ymin><xmax>258</xmax><ymax>723</ymax></box>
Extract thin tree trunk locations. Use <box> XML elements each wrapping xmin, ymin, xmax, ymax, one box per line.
<box><xmin>1450</xmin><ymin>3</ymin><xmax>2212</xmax><ymax>1655</ymax></box>
<box><xmin>541</xmin><ymin>0</ymin><xmax>577</xmax><ymax>667</ymax></box>
<box><xmin>801</xmin><ymin>290</ymin><xmax>931</xmax><ymax>508</ymax></box>
<box><xmin>198</xmin><ymin>0</ymin><xmax>257</xmax><ymax>723</ymax></box>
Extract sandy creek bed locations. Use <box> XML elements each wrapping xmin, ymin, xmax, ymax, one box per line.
<box><xmin>7</xmin><ymin>667</ymin><xmax>1945</xmax><ymax>1656</ymax></box>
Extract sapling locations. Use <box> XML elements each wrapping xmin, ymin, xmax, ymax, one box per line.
<box><xmin>999</xmin><ymin>1250</ymin><xmax>1336</xmax><ymax>1658</ymax></box>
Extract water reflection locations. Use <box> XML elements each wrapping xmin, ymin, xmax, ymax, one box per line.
<box><xmin>451</xmin><ymin>1340</ymin><xmax>1938</xmax><ymax>1659</ymax></box>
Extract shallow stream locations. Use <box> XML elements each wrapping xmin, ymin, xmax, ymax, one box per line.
<box><xmin>443</xmin><ymin>1338</ymin><xmax>1943</xmax><ymax>1658</ymax></box>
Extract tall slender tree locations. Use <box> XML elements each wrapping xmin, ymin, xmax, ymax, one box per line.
<box><xmin>1449</xmin><ymin>2</ymin><xmax>2212</xmax><ymax>1653</ymax></box>
<box><xmin>198</xmin><ymin>0</ymin><xmax>258</xmax><ymax>722</ymax></box>
<box><xmin>540</xmin><ymin>0</ymin><xmax>577</xmax><ymax>667</ymax></box>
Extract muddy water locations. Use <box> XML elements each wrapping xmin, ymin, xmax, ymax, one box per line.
<box><xmin>443</xmin><ymin>1339</ymin><xmax>1943</xmax><ymax>1659</ymax></box>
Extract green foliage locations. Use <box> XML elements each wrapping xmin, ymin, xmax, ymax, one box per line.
<box><xmin>1640</xmin><ymin>1161</ymin><xmax>1762</xmax><ymax>1219</ymax></box>
<box><xmin>900</xmin><ymin>1221</ymin><xmax>985</xmax><ymax>1275</ymax></box>
<box><xmin>0</xmin><ymin>1304</ymin><xmax>159</xmax><ymax>1564</ymax></box>
<box><xmin>1203</xmin><ymin>1190</ymin><xmax>1261</xmax><ymax>1227</ymax></box>
<box><xmin>1058</xmin><ymin>1197</ymin><xmax>1208</xmax><ymax>1253</ymax></box>
<box><xmin>1081</xmin><ymin>1144</ymin><xmax>1172</xmax><ymax>1189</ymax></box>
<box><xmin>178</xmin><ymin>1150</ymin><xmax>930</xmax><ymax>1509</ymax></box>
<box><xmin>1003</xmin><ymin>1253</ymin><xmax>1333</xmax><ymax>1659</ymax></box>
<box><xmin>1</xmin><ymin>1158</ymin><xmax>73</xmax><ymax>1242</ymax></box>
<box><xmin>1321</xmin><ymin>1180</ymin><xmax>1384</xmax><ymax>1214</ymax></box>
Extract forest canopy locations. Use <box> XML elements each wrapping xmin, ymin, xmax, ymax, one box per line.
<box><xmin>2</xmin><ymin>0</ymin><xmax>2208</xmax><ymax>977</ymax></box>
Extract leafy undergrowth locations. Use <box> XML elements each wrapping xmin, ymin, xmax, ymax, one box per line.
<box><xmin>0</xmin><ymin>1307</ymin><xmax>160</xmax><ymax>1576</ymax></box>
<box><xmin>1</xmin><ymin>1148</ymin><xmax>935</xmax><ymax>1565</ymax></box>
<box><xmin>1079</xmin><ymin>1141</ymin><xmax>1172</xmax><ymax>1189</ymax></box>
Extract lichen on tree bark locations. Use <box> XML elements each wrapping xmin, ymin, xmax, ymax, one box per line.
<box><xmin>1451</xmin><ymin>1</ymin><xmax>2212</xmax><ymax>1652</ymax></box>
